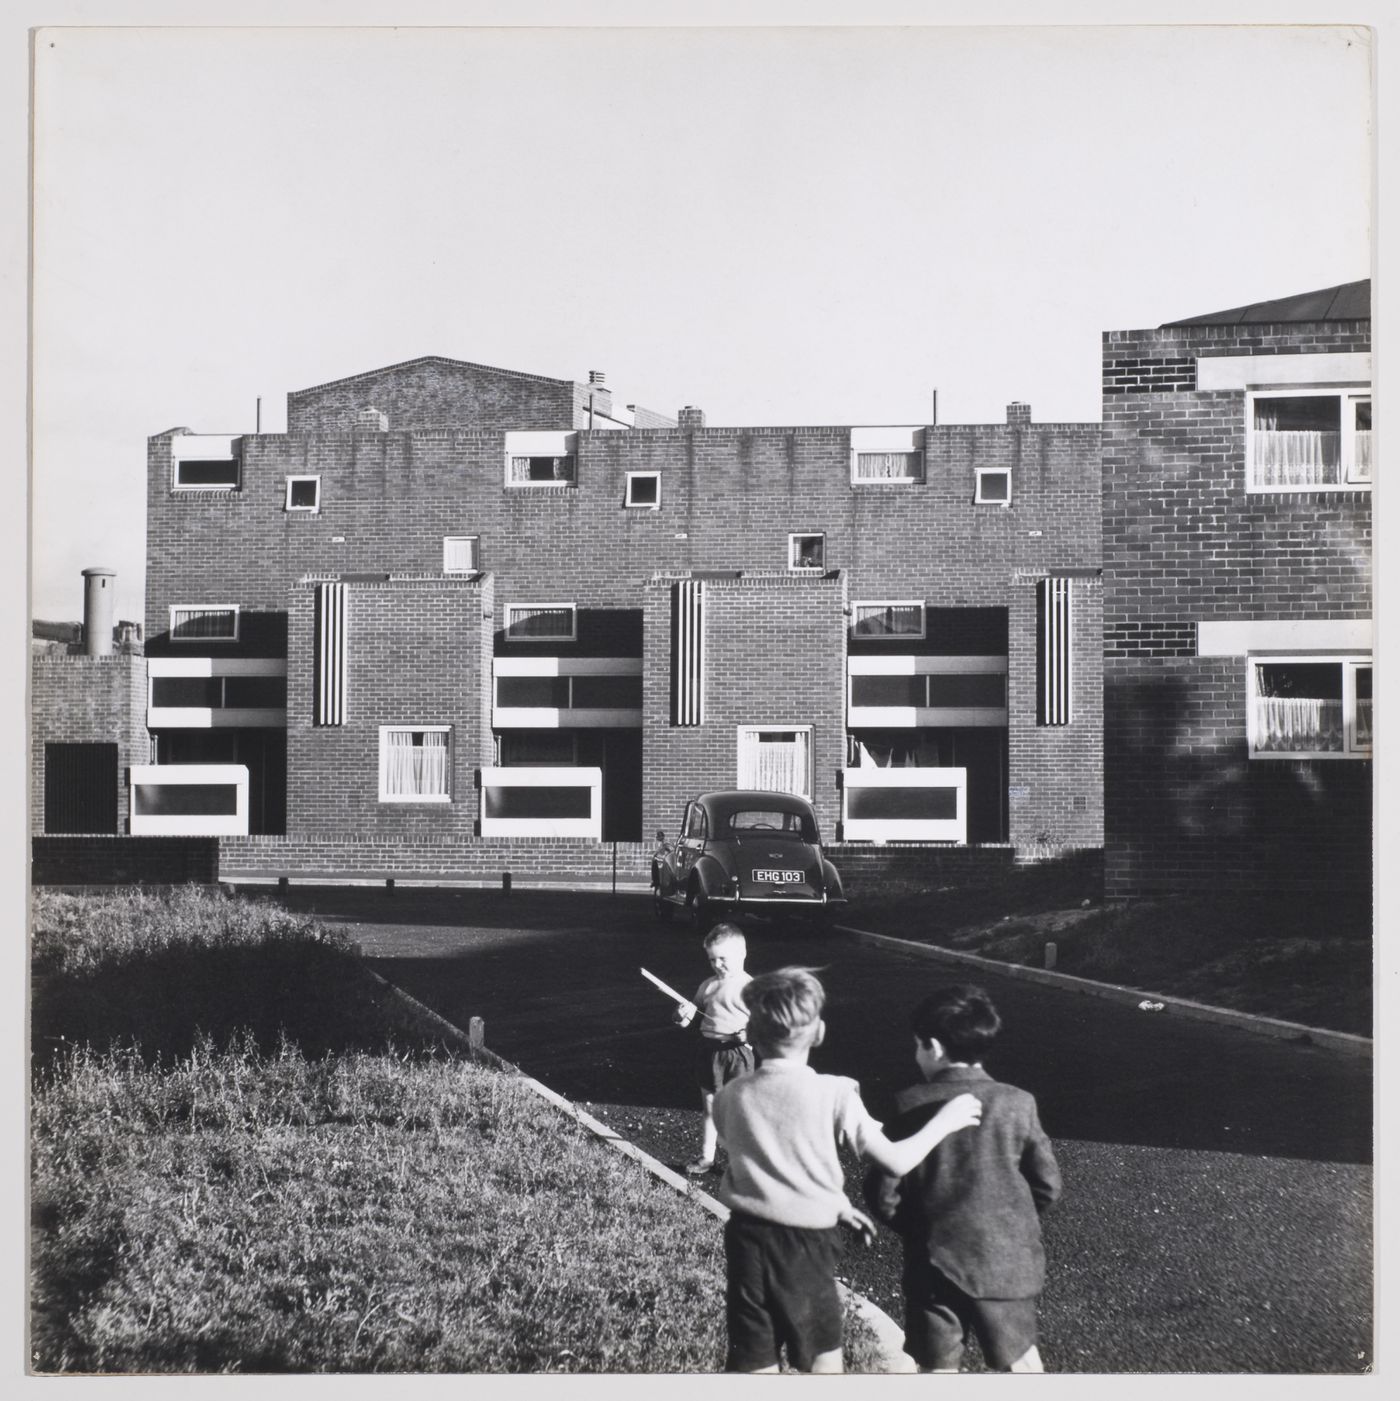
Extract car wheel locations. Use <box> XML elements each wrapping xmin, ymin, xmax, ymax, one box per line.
<box><xmin>687</xmin><ymin>887</ymin><xmax>711</xmax><ymax>933</ymax></box>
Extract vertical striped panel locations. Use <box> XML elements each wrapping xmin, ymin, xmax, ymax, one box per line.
<box><xmin>1037</xmin><ymin>578</ymin><xmax>1072</xmax><ymax>726</ymax></box>
<box><xmin>673</xmin><ymin>580</ymin><xmax>705</xmax><ymax>725</ymax></box>
<box><xmin>315</xmin><ymin>583</ymin><xmax>347</xmax><ymax>726</ymax></box>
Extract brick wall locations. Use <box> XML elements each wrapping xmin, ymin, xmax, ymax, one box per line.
<box><xmin>33</xmin><ymin>836</ymin><xmax>219</xmax><ymax>885</ymax></box>
<box><xmin>1102</xmin><ymin>320</ymin><xmax>1372</xmax><ymax>895</ymax></box>
<box><xmin>30</xmin><ymin>655</ymin><xmax>150</xmax><ymax>834</ymax></box>
<box><xmin>642</xmin><ymin>572</ymin><xmax>849</xmax><ymax>838</ymax></box>
<box><xmin>285</xmin><ymin>574</ymin><xmax>491</xmax><ymax>839</ymax></box>
<box><xmin>285</xmin><ymin>356</ymin><xmax>583</xmax><ymax>433</ymax></box>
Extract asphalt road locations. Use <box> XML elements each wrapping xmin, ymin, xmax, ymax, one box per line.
<box><xmin>272</xmin><ymin>884</ymin><xmax>1373</xmax><ymax>1374</ymax></box>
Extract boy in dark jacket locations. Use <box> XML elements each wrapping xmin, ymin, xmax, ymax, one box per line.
<box><xmin>864</xmin><ymin>984</ymin><xmax>1061</xmax><ymax>1373</ymax></box>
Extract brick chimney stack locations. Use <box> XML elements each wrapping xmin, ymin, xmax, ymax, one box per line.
<box><xmin>677</xmin><ymin>406</ymin><xmax>706</xmax><ymax>430</ymax></box>
<box><xmin>1007</xmin><ymin>402</ymin><xmax>1032</xmax><ymax>426</ymax></box>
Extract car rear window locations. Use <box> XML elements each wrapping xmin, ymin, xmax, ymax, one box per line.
<box><xmin>725</xmin><ymin>809</ymin><xmax>817</xmax><ymax>841</ymax></box>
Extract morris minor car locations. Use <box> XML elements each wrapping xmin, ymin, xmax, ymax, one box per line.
<box><xmin>651</xmin><ymin>790</ymin><xmax>847</xmax><ymax>929</ymax></box>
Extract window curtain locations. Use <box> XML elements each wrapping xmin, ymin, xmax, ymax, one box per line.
<box><xmin>739</xmin><ymin>730</ymin><xmax>811</xmax><ymax>797</ymax></box>
<box><xmin>1254</xmin><ymin>698</ymin><xmax>1344</xmax><ymax>753</ymax></box>
<box><xmin>1251</xmin><ymin>429</ymin><xmax>1341</xmax><ymax>487</ymax></box>
<box><xmin>854</xmin><ymin>604</ymin><xmax>921</xmax><ymax>636</ymax></box>
<box><xmin>173</xmin><ymin>609</ymin><xmax>233</xmax><ymax>639</ymax></box>
<box><xmin>856</xmin><ymin>452</ymin><xmax>921</xmax><ymax>481</ymax></box>
<box><xmin>385</xmin><ymin>730</ymin><xmax>449</xmax><ymax>795</ymax></box>
<box><xmin>1355</xmin><ymin>698</ymin><xmax>1373</xmax><ymax>748</ymax></box>
<box><xmin>509</xmin><ymin>606</ymin><xmax>569</xmax><ymax>638</ymax></box>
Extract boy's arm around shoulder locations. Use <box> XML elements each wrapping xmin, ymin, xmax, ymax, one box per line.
<box><xmin>859</xmin><ymin>1091</ymin><xmax>982</xmax><ymax>1180</ymax></box>
<box><xmin>1020</xmin><ymin>1094</ymin><xmax>1062</xmax><ymax>1214</ymax></box>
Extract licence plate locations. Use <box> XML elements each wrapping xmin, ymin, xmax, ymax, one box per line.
<box><xmin>753</xmin><ymin>869</ymin><xmax>803</xmax><ymax>883</ymax></box>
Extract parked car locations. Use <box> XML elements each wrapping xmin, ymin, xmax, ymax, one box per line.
<box><xmin>651</xmin><ymin>790</ymin><xmax>847</xmax><ymax>929</ymax></box>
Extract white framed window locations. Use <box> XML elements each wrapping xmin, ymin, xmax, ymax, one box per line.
<box><xmin>975</xmin><ymin>467</ymin><xmax>1012</xmax><ymax>506</ymax></box>
<box><xmin>169</xmin><ymin>605</ymin><xmax>239</xmax><ymax>642</ymax></box>
<box><xmin>851</xmin><ymin>601</ymin><xmax>925</xmax><ymax>640</ymax></box>
<box><xmin>443</xmin><ymin>536</ymin><xmax>480</xmax><ymax>573</ymax></box>
<box><xmin>737</xmin><ymin>725</ymin><xmax>813</xmax><ymax>798</ymax></box>
<box><xmin>504</xmin><ymin>603</ymin><xmax>577</xmax><ymax>641</ymax></box>
<box><xmin>1247</xmin><ymin>655</ymin><xmax>1372</xmax><ymax>759</ymax></box>
<box><xmin>788</xmin><ymin>533</ymin><xmax>825</xmax><ymax>572</ymax></box>
<box><xmin>850</xmin><ymin>427</ymin><xmax>925</xmax><ymax>483</ymax></box>
<box><xmin>1246</xmin><ymin>388</ymin><xmax>1372</xmax><ymax>491</ymax></box>
<box><xmin>504</xmin><ymin>431</ymin><xmax>578</xmax><ymax>487</ymax></box>
<box><xmin>284</xmin><ymin>476</ymin><xmax>321</xmax><ymax>512</ymax></box>
<box><xmin>171</xmin><ymin>434</ymin><xmax>241</xmax><ymax>491</ymax></box>
<box><xmin>378</xmin><ymin>726</ymin><xmax>452</xmax><ymax>801</ymax></box>
<box><xmin>625</xmin><ymin>471</ymin><xmax>661</xmax><ymax>509</ymax></box>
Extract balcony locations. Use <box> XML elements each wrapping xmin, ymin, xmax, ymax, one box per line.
<box><xmin>148</xmin><ymin>657</ymin><xmax>288</xmax><ymax>729</ymax></box>
<box><xmin>130</xmin><ymin>764</ymin><xmax>249</xmax><ymax>836</ymax></box>
<box><xmin>842</xmin><ymin>766</ymin><xmax>967</xmax><ymax>843</ymax></box>
<box><xmin>478</xmin><ymin>766</ymin><xmax>602</xmax><ymax>839</ymax></box>
<box><xmin>847</xmin><ymin>655</ymin><xmax>1008</xmax><ymax>729</ymax></box>
<box><xmin>492</xmin><ymin>657</ymin><xmax>643</xmax><ymax>729</ymax></box>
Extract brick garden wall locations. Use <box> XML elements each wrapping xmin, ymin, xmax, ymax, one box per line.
<box><xmin>1102</xmin><ymin>321</ymin><xmax>1372</xmax><ymax>896</ymax></box>
<box><xmin>30</xmin><ymin>655</ymin><xmax>150</xmax><ymax>834</ymax></box>
<box><xmin>33</xmin><ymin>836</ymin><xmax>219</xmax><ymax>885</ymax></box>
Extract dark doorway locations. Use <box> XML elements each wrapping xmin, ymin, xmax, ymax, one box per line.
<box><xmin>44</xmin><ymin>742</ymin><xmax>119</xmax><ymax>834</ymax></box>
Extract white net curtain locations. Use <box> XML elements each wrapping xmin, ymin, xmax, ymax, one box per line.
<box><xmin>1251</xmin><ymin>429</ymin><xmax>1342</xmax><ymax>487</ymax></box>
<box><xmin>738</xmin><ymin>729</ymin><xmax>811</xmax><ymax>797</ymax></box>
<box><xmin>384</xmin><ymin>730</ymin><xmax>449</xmax><ymax>796</ymax></box>
<box><xmin>856</xmin><ymin>451</ymin><xmax>923</xmax><ymax>481</ymax></box>
<box><xmin>1253</xmin><ymin>698</ymin><xmax>1345</xmax><ymax>753</ymax></box>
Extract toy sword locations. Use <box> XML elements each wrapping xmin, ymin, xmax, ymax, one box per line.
<box><xmin>641</xmin><ymin>967</ymin><xmax>698</xmax><ymax>1026</ymax></box>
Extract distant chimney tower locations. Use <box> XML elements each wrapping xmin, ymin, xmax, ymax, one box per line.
<box><xmin>588</xmin><ymin>370</ymin><xmax>607</xmax><ymax>386</ymax></box>
<box><xmin>81</xmin><ymin>567</ymin><xmax>116</xmax><ymax>657</ymax></box>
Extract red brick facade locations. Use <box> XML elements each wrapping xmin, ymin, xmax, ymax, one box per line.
<box><xmin>1102</xmin><ymin>320</ymin><xmax>1372</xmax><ymax>896</ymax></box>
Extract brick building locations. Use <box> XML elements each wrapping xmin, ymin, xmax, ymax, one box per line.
<box><xmin>81</xmin><ymin>352</ymin><xmax>1103</xmax><ymax>879</ymax></box>
<box><xmin>1102</xmin><ymin>281</ymin><xmax>1372</xmax><ymax>897</ymax></box>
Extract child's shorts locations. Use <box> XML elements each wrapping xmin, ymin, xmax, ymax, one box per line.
<box><xmin>695</xmin><ymin>1034</ymin><xmax>755</xmax><ymax>1096</ymax></box>
<box><xmin>724</xmin><ymin>1212</ymin><xmax>844</xmax><ymax>1372</ymax></box>
<box><xmin>901</xmin><ymin>1256</ymin><xmax>1039</xmax><ymax>1372</ymax></box>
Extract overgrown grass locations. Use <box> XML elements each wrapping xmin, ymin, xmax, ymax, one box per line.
<box><xmin>30</xmin><ymin>888</ymin><xmax>888</xmax><ymax>1373</ymax></box>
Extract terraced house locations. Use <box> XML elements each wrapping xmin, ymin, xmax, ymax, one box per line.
<box><xmin>1101</xmin><ymin>281</ymin><xmax>1372</xmax><ymax>898</ymax></box>
<box><xmin>32</xmin><ymin>354</ymin><xmax>1103</xmax><ymax>883</ymax></box>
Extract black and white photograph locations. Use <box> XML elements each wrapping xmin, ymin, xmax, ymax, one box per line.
<box><xmin>13</xmin><ymin>2</ymin><xmax>1388</xmax><ymax>1381</ymax></box>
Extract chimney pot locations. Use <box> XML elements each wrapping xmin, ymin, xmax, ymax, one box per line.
<box><xmin>589</xmin><ymin>370</ymin><xmax>606</xmax><ymax>385</ymax></box>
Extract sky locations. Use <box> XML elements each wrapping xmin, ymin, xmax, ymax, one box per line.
<box><xmin>26</xmin><ymin>22</ymin><xmax>1373</xmax><ymax>624</ymax></box>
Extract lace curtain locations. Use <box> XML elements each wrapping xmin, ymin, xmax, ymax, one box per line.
<box><xmin>1253</xmin><ymin>698</ymin><xmax>1344</xmax><ymax>753</ymax></box>
<box><xmin>856</xmin><ymin>451</ymin><xmax>922</xmax><ymax>481</ymax></box>
<box><xmin>738</xmin><ymin>729</ymin><xmax>811</xmax><ymax>797</ymax></box>
<box><xmin>1251</xmin><ymin>430</ymin><xmax>1341</xmax><ymax>487</ymax></box>
<box><xmin>384</xmin><ymin>730</ymin><xmax>449</xmax><ymax>795</ymax></box>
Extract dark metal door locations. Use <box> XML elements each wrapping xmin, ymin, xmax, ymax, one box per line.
<box><xmin>44</xmin><ymin>742</ymin><xmax>119</xmax><ymax>834</ymax></box>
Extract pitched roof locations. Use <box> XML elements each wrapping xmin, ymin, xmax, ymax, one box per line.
<box><xmin>1162</xmin><ymin>279</ymin><xmax>1370</xmax><ymax>327</ymax></box>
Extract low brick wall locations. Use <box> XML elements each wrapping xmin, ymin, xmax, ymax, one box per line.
<box><xmin>217</xmin><ymin>836</ymin><xmax>657</xmax><ymax>885</ymax></box>
<box><xmin>216</xmin><ymin>835</ymin><xmax>1102</xmax><ymax>894</ymax></box>
<box><xmin>32</xmin><ymin>836</ymin><xmax>220</xmax><ymax>886</ymax></box>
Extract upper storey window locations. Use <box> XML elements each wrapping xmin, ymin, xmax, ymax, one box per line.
<box><xmin>171</xmin><ymin>434</ymin><xmax>241</xmax><ymax>491</ymax></box>
<box><xmin>1247</xmin><ymin>388</ymin><xmax>1371</xmax><ymax>491</ymax></box>
<box><xmin>505</xmin><ymin>431</ymin><xmax>577</xmax><ymax>487</ymax></box>
<box><xmin>850</xmin><ymin>426</ymin><xmax>926</xmax><ymax>484</ymax></box>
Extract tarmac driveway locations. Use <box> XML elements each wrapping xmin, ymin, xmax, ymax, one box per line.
<box><xmin>269</xmin><ymin>884</ymin><xmax>1373</xmax><ymax>1374</ymax></box>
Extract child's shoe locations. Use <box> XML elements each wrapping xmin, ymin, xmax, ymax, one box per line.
<box><xmin>684</xmin><ymin>1158</ymin><xmax>716</xmax><ymax>1177</ymax></box>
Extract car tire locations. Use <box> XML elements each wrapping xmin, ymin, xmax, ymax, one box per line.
<box><xmin>687</xmin><ymin>887</ymin><xmax>711</xmax><ymax>933</ymax></box>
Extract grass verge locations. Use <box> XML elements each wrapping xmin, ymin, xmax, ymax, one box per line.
<box><xmin>30</xmin><ymin>887</ymin><xmax>886</xmax><ymax>1373</ymax></box>
<box><xmin>855</xmin><ymin>858</ymin><xmax>1371</xmax><ymax>1037</ymax></box>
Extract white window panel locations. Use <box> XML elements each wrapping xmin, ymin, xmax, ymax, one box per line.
<box><xmin>379</xmin><ymin>726</ymin><xmax>452</xmax><ymax>801</ymax></box>
<box><xmin>842</xmin><ymin>766</ymin><xmax>966</xmax><ymax>843</ymax></box>
<box><xmin>504</xmin><ymin>603</ymin><xmax>577</xmax><ymax>641</ymax></box>
<box><xmin>505</xmin><ymin>430</ymin><xmax>578</xmax><ymax>486</ymax></box>
<box><xmin>443</xmin><ymin>536</ymin><xmax>480</xmax><ymax>573</ymax></box>
<box><xmin>129</xmin><ymin>764</ymin><xmax>249</xmax><ymax>835</ymax></box>
<box><xmin>851</xmin><ymin>601</ymin><xmax>925</xmax><ymax>640</ymax></box>
<box><xmin>625</xmin><ymin>472</ymin><xmax>661</xmax><ymax>509</ymax></box>
<box><xmin>1246</xmin><ymin>388</ymin><xmax>1372</xmax><ymax>492</ymax></box>
<box><xmin>171</xmin><ymin>434</ymin><xmax>241</xmax><ymax>491</ymax></box>
<box><xmin>788</xmin><ymin>533</ymin><xmax>826</xmax><ymax>572</ymax></box>
<box><xmin>1247</xmin><ymin>655</ymin><xmax>1372</xmax><ymax>760</ymax></box>
<box><xmin>736</xmin><ymin>726</ymin><xmax>813</xmax><ymax>799</ymax></box>
<box><xmin>850</xmin><ymin>426</ymin><xmax>926</xmax><ymax>483</ymax></box>
<box><xmin>285</xmin><ymin>476</ymin><xmax>321</xmax><ymax>511</ymax></box>
<box><xmin>169</xmin><ymin>605</ymin><xmax>240</xmax><ymax>642</ymax></box>
<box><xmin>975</xmin><ymin>467</ymin><xmax>1012</xmax><ymax>506</ymax></box>
<box><xmin>479</xmin><ymin>765</ymin><xmax>602</xmax><ymax>838</ymax></box>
